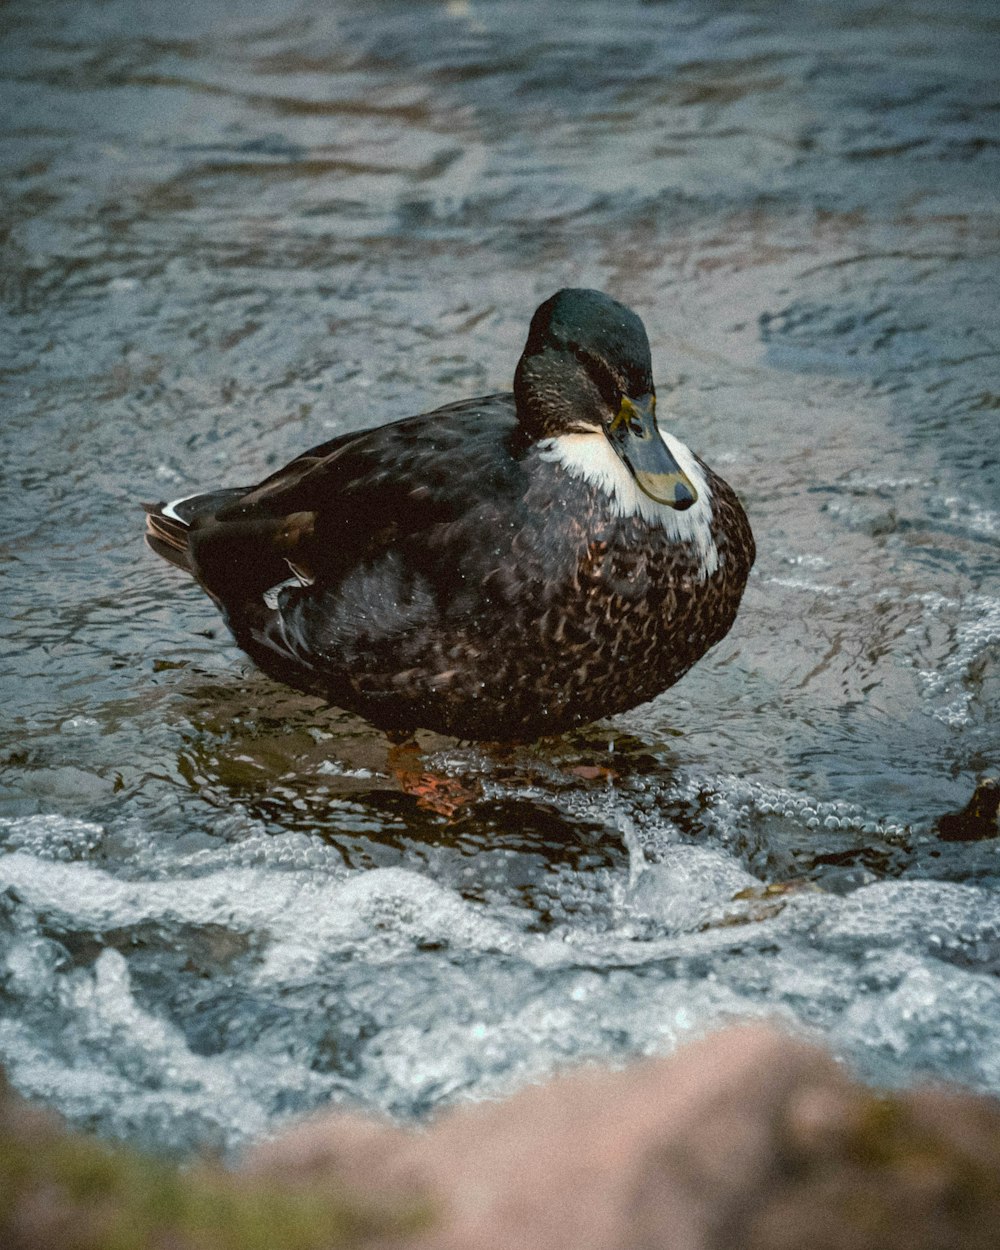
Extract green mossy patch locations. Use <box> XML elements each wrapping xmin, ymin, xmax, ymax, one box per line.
<box><xmin>0</xmin><ymin>1077</ymin><xmax>429</xmax><ymax>1250</ymax></box>
<box><xmin>748</xmin><ymin>1086</ymin><xmax>1000</xmax><ymax>1250</ymax></box>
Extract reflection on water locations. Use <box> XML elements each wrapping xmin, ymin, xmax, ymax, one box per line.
<box><xmin>1</xmin><ymin>0</ymin><xmax>998</xmax><ymax>1156</ymax></box>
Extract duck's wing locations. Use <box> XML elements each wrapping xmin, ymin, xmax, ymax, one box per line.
<box><xmin>185</xmin><ymin>393</ymin><xmax>523</xmax><ymax>610</ymax></box>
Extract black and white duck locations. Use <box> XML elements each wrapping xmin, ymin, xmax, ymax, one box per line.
<box><xmin>145</xmin><ymin>288</ymin><xmax>754</xmax><ymax>742</ymax></box>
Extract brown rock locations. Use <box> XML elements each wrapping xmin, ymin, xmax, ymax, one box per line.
<box><xmin>744</xmin><ymin>1083</ymin><xmax>1000</xmax><ymax>1250</ymax></box>
<box><xmin>245</xmin><ymin>1024</ymin><xmax>1000</xmax><ymax>1250</ymax></box>
<box><xmin>244</xmin><ymin>1025</ymin><xmax>851</xmax><ymax>1250</ymax></box>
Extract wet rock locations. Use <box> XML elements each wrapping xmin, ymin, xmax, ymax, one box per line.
<box><xmin>935</xmin><ymin>778</ymin><xmax>1000</xmax><ymax>842</ymax></box>
<box><xmin>742</xmin><ymin>1083</ymin><xmax>1000</xmax><ymax>1250</ymax></box>
<box><xmin>250</xmin><ymin>1024</ymin><xmax>833</xmax><ymax>1250</ymax></box>
<box><xmin>246</xmin><ymin>1025</ymin><xmax>1000</xmax><ymax>1250</ymax></box>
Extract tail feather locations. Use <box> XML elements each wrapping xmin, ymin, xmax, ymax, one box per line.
<box><xmin>142</xmin><ymin>503</ymin><xmax>193</xmax><ymax>573</ymax></box>
<box><xmin>143</xmin><ymin>488</ymin><xmax>247</xmax><ymax>576</ymax></box>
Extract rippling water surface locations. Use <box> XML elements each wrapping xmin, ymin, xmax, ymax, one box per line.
<box><xmin>1</xmin><ymin>0</ymin><xmax>999</xmax><ymax>1156</ymax></box>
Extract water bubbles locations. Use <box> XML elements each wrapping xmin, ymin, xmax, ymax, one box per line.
<box><xmin>908</xmin><ymin>592</ymin><xmax>1000</xmax><ymax>726</ymax></box>
<box><xmin>0</xmin><ymin>815</ymin><xmax>103</xmax><ymax>862</ymax></box>
<box><xmin>835</xmin><ymin>959</ymin><xmax>1000</xmax><ymax>1089</ymax></box>
<box><xmin>684</xmin><ymin>773</ymin><xmax>901</xmax><ymax>846</ymax></box>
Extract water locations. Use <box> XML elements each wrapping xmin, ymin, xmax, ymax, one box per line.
<box><xmin>1</xmin><ymin>0</ymin><xmax>998</xmax><ymax>1157</ymax></box>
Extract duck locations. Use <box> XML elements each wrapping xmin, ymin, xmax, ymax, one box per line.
<box><xmin>144</xmin><ymin>288</ymin><xmax>754</xmax><ymax>742</ymax></box>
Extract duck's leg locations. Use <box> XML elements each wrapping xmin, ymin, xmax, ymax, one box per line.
<box><xmin>386</xmin><ymin>735</ymin><xmax>483</xmax><ymax>819</ymax></box>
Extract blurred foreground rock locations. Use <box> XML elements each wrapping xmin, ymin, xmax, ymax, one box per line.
<box><xmin>4</xmin><ymin>1024</ymin><xmax>1000</xmax><ymax>1249</ymax></box>
<box><xmin>247</xmin><ymin>1023</ymin><xmax>1000</xmax><ymax>1250</ymax></box>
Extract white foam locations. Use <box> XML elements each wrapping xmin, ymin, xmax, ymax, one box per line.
<box><xmin>0</xmin><ymin>854</ymin><xmax>533</xmax><ymax>968</ymax></box>
<box><xmin>765</xmin><ymin>575</ymin><xmax>841</xmax><ymax>596</ymax></box>
<box><xmin>625</xmin><ymin>844</ymin><xmax>760</xmax><ymax>932</ymax></box>
<box><xmin>942</xmin><ymin>496</ymin><xmax>1000</xmax><ymax>539</ymax></box>
<box><xmin>1</xmin><ymin>802</ymin><xmax>999</xmax><ymax>1154</ymax></box>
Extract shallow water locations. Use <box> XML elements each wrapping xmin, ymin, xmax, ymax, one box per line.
<box><xmin>1</xmin><ymin>0</ymin><xmax>998</xmax><ymax>1157</ymax></box>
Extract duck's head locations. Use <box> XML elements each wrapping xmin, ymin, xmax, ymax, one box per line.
<box><xmin>514</xmin><ymin>289</ymin><xmax>697</xmax><ymax>510</ymax></box>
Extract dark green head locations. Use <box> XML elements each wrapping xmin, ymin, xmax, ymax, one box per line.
<box><xmin>514</xmin><ymin>289</ymin><xmax>697</xmax><ymax>510</ymax></box>
<box><xmin>514</xmin><ymin>289</ymin><xmax>652</xmax><ymax>436</ymax></box>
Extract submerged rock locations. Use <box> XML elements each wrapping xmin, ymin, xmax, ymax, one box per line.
<box><xmin>3</xmin><ymin>1025</ymin><xmax>1000</xmax><ymax>1249</ymax></box>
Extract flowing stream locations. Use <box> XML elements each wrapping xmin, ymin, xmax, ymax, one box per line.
<box><xmin>1</xmin><ymin>0</ymin><xmax>998</xmax><ymax>1157</ymax></box>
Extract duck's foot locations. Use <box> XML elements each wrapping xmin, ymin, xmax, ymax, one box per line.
<box><xmin>566</xmin><ymin>763</ymin><xmax>619</xmax><ymax>782</ymax></box>
<box><xmin>386</xmin><ymin>739</ymin><xmax>482</xmax><ymax>818</ymax></box>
